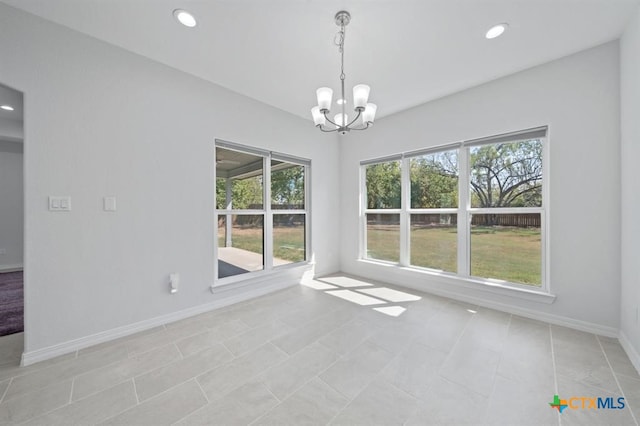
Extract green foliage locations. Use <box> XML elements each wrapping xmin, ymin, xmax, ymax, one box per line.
<box><xmin>470</xmin><ymin>139</ymin><xmax>542</xmax><ymax>208</ymax></box>
<box><xmin>366</xmin><ymin>161</ymin><xmax>401</xmax><ymax>209</ymax></box>
<box><xmin>216</xmin><ymin>176</ymin><xmax>263</xmax><ymax>210</ymax></box>
<box><xmin>217</xmin><ymin>163</ymin><xmax>305</xmax><ymax>211</ymax></box>
<box><xmin>231</xmin><ymin>177</ymin><xmax>263</xmax><ymax>209</ymax></box>
<box><xmin>271</xmin><ymin>164</ymin><xmax>305</xmax><ymax>207</ymax></box>
<box><xmin>410</xmin><ymin>151</ymin><xmax>458</xmax><ymax>208</ymax></box>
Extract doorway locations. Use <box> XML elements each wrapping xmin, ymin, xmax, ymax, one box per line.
<box><xmin>0</xmin><ymin>82</ymin><xmax>24</xmax><ymax>362</ymax></box>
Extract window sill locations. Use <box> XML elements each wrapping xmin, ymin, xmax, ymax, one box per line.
<box><xmin>357</xmin><ymin>259</ymin><xmax>556</xmax><ymax>305</ymax></box>
<box><xmin>212</xmin><ymin>261</ymin><xmax>313</xmax><ymax>293</ymax></box>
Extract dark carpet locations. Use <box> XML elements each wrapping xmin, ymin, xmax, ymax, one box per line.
<box><xmin>0</xmin><ymin>271</ymin><xmax>23</xmax><ymax>336</ymax></box>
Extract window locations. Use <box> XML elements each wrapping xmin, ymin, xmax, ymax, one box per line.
<box><xmin>363</xmin><ymin>160</ymin><xmax>401</xmax><ymax>262</ymax></box>
<box><xmin>215</xmin><ymin>142</ymin><xmax>310</xmax><ymax>283</ymax></box>
<box><xmin>361</xmin><ymin>127</ymin><xmax>547</xmax><ymax>290</ymax></box>
<box><xmin>409</xmin><ymin>150</ymin><xmax>458</xmax><ymax>272</ymax></box>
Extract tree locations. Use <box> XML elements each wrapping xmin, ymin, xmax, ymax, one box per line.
<box><xmin>366</xmin><ymin>161</ymin><xmax>401</xmax><ymax>209</ymax></box>
<box><xmin>271</xmin><ymin>165</ymin><xmax>305</xmax><ymax>208</ymax></box>
<box><xmin>469</xmin><ymin>140</ymin><xmax>542</xmax><ymax>209</ymax></box>
<box><xmin>410</xmin><ymin>151</ymin><xmax>458</xmax><ymax>209</ymax></box>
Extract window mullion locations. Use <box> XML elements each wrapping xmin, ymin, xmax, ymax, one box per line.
<box><xmin>264</xmin><ymin>156</ymin><xmax>273</xmax><ymax>271</ymax></box>
<box><xmin>360</xmin><ymin>165</ymin><xmax>367</xmax><ymax>259</ymax></box>
<box><xmin>400</xmin><ymin>155</ymin><xmax>410</xmax><ymax>266</ymax></box>
<box><xmin>458</xmin><ymin>146</ymin><xmax>470</xmax><ymax>277</ymax></box>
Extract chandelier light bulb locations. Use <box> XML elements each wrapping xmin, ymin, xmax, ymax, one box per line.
<box><xmin>316</xmin><ymin>87</ymin><xmax>333</xmax><ymax>111</ymax></box>
<box><xmin>353</xmin><ymin>85</ymin><xmax>370</xmax><ymax>109</ymax></box>
<box><xmin>311</xmin><ymin>106</ymin><xmax>326</xmax><ymax>126</ymax></box>
<box><xmin>363</xmin><ymin>103</ymin><xmax>377</xmax><ymax>124</ymax></box>
<box><xmin>334</xmin><ymin>113</ymin><xmax>348</xmax><ymax>127</ymax></box>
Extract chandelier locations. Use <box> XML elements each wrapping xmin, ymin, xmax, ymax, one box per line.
<box><xmin>311</xmin><ymin>11</ymin><xmax>377</xmax><ymax>135</ymax></box>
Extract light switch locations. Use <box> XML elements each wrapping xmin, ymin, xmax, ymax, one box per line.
<box><xmin>49</xmin><ymin>196</ymin><xmax>71</xmax><ymax>211</ymax></box>
<box><xmin>103</xmin><ymin>197</ymin><xmax>117</xmax><ymax>212</ymax></box>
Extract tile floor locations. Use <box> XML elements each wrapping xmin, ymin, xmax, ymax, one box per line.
<box><xmin>0</xmin><ymin>275</ymin><xmax>639</xmax><ymax>425</ymax></box>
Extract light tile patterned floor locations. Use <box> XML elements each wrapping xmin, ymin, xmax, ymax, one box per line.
<box><xmin>0</xmin><ymin>275</ymin><xmax>639</xmax><ymax>425</ymax></box>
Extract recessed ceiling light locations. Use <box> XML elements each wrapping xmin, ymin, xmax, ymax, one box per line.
<box><xmin>0</xmin><ymin>105</ymin><xmax>14</xmax><ymax>111</ymax></box>
<box><xmin>486</xmin><ymin>23</ymin><xmax>508</xmax><ymax>39</ymax></box>
<box><xmin>173</xmin><ymin>9</ymin><xmax>196</xmax><ymax>28</ymax></box>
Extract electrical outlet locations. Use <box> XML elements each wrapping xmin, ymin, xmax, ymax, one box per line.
<box><xmin>0</xmin><ymin>248</ymin><xmax>6</xmax><ymax>255</ymax></box>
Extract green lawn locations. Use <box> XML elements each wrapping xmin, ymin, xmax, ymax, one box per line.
<box><xmin>218</xmin><ymin>225</ymin><xmax>305</xmax><ymax>263</ymax></box>
<box><xmin>218</xmin><ymin>222</ymin><xmax>541</xmax><ymax>286</ymax></box>
<box><xmin>367</xmin><ymin>225</ymin><xmax>541</xmax><ymax>286</ymax></box>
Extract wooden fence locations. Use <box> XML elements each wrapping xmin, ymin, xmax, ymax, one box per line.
<box><xmin>368</xmin><ymin>213</ymin><xmax>541</xmax><ymax>228</ymax></box>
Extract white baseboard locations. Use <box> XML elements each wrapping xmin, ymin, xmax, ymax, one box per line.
<box><xmin>424</xmin><ymin>284</ymin><xmax>618</xmax><ymax>337</ymax></box>
<box><xmin>0</xmin><ymin>264</ymin><xmax>23</xmax><ymax>272</ymax></box>
<box><xmin>619</xmin><ymin>331</ymin><xmax>640</xmax><ymax>376</ymax></box>
<box><xmin>337</xmin><ymin>270</ymin><xmax>619</xmax><ymax>338</ymax></box>
<box><xmin>21</xmin><ymin>275</ymin><xmax>300</xmax><ymax>366</ymax></box>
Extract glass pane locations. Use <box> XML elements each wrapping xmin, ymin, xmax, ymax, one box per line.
<box><xmin>410</xmin><ymin>150</ymin><xmax>458</xmax><ymax>208</ymax></box>
<box><xmin>271</xmin><ymin>161</ymin><xmax>305</xmax><ymax>209</ymax></box>
<box><xmin>215</xmin><ymin>178</ymin><xmax>227</xmax><ymax>210</ymax></box>
<box><xmin>217</xmin><ymin>215</ymin><xmax>226</xmax><ymax>248</ymax></box>
<box><xmin>273</xmin><ymin>214</ymin><xmax>306</xmax><ymax>265</ymax></box>
<box><xmin>470</xmin><ymin>214</ymin><xmax>541</xmax><ymax>286</ymax></box>
<box><xmin>410</xmin><ymin>214</ymin><xmax>457</xmax><ymax>272</ymax></box>
<box><xmin>216</xmin><ymin>147</ymin><xmax>264</xmax><ymax>210</ymax></box>
<box><xmin>217</xmin><ymin>214</ymin><xmax>264</xmax><ymax>279</ymax></box>
<box><xmin>469</xmin><ymin>139</ymin><xmax>543</xmax><ymax>208</ymax></box>
<box><xmin>366</xmin><ymin>161</ymin><xmax>401</xmax><ymax>209</ymax></box>
<box><xmin>366</xmin><ymin>213</ymin><xmax>400</xmax><ymax>262</ymax></box>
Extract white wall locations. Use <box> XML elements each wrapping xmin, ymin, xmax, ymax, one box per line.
<box><xmin>0</xmin><ymin>148</ymin><xmax>23</xmax><ymax>269</ymax></box>
<box><xmin>340</xmin><ymin>42</ymin><xmax>621</xmax><ymax>331</ymax></box>
<box><xmin>0</xmin><ymin>4</ymin><xmax>340</xmax><ymax>356</ymax></box>
<box><xmin>620</xmin><ymin>7</ymin><xmax>640</xmax><ymax>367</ymax></box>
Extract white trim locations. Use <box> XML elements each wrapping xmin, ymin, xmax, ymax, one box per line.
<box><xmin>464</xmin><ymin>126</ymin><xmax>547</xmax><ymax>147</ymax></box>
<box><xmin>21</xmin><ymin>273</ymin><xmax>302</xmax><ymax>366</ymax></box>
<box><xmin>357</xmin><ymin>258</ymin><xmax>554</xmax><ymax>304</ymax></box>
<box><xmin>0</xmin><ymin>264</ymin><xmax>23</xmax><ymax>272</ymax></box>
<box><xmin>619</xmin><ymin>331</ymin><xmax>640</xmax><ymax>376</ymax></box>
<box><xmin>399</xmin><ymin>155</ymin><xmax>410</xmax><ymax>266</ymax></box>
<box><xmin>349</xmin><ymin>267</ymin><xmax>619</xmax><ymax>338</ymax></box>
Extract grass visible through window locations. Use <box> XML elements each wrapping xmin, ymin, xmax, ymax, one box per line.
<box><xmin>367</xmin><ymin>226</ymin><xmax>541</xmax><ymax>285</ymax></box>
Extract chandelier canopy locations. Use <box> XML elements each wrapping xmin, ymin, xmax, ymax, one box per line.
<box><xmin>311</xmin><ymin>11</ymin><xmax>376</xmax><ymax>135</ymax></box>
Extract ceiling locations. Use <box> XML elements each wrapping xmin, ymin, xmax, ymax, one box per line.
<box><xmin>1</xmin><ymin>0</ymin><xmax>638</xmax><ymax>121</ymax></box>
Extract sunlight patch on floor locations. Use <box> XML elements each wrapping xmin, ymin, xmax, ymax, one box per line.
<box><xmin>319</xmin><ymin>276</ymin><xmax>374</xmax><ymax>288</ymax></box>
<box><xmin>307</xmin><ymin>275</ymin><xmax>426</xmax><ymax>318</ymax></box>
<box><xmin>325</xmin><ymin>290</ymin><xmax>386</xmax><ymax>306</ymax></box>
<box><xmin>373</xmin><ymin>306</ymin><xmax>407</xmax><ymax>317</ymax></box>
<box><xmin>301</xmin><ymin>280</ymin><xmax>338</xmax><ymax>290</ymax></box>
<box><xmin>359</xmin><ymin>287</ymin><xmax>421</xmax><ymax>303</ymax></box>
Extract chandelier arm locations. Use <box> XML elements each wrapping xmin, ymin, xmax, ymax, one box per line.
<box><xmin>349</xmin><ymin>122</ymin><xmax>371</xmax><ymax>131</ymax></box>
<box><xmin>345</xmin><ymin>109</ymin><xmax>363</xmax><ymax>128</ymax></box>
<box><xmin>318</xmin><ymin>126</ymin><xmax>338</xmax><ymax>133</ymax></box>
<box><xmin>323</xmin><ymin>110</ymin><xmax>339</xmax><ymax>127</ymax></box>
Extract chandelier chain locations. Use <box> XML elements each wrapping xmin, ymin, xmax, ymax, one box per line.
<box><xmin>335</xmin><ymin>25</ymin><xmax>346</xmax><ymax>81</ymax></box>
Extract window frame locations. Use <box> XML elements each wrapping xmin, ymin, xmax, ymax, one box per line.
<box><xmin>214</xmin><ymin>140</ymin><xmax>311</xmax><ymax>288</ymax></box>
<box><xmin>360</xmin><ymin>127</ymin><xmax>550</xmax><ymax>293</ymax></box>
